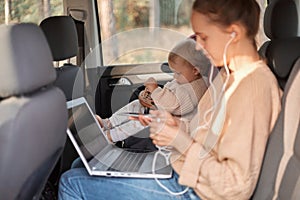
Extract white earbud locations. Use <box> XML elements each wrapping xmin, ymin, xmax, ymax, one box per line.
<box><xmin>231</xmin><ymin>32</ymin><xmax>236</xmax><ymax>38</ymax></box>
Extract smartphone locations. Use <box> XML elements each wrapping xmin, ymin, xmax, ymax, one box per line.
<box><xmin>118</xmin><ymin>112</ymin><xmax>152</xmax><ymax>118</ymax></box>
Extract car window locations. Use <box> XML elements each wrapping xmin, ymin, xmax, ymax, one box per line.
<box><xmin>97</xmin><ymin>0</ymin><xmax>269</xmax><ymax>66</ymax></box>
<box><xmin>0</xmin><ymin>0</ymin><xmax>269</xmax><ymax>67</ymax></box>
<box><xmin>97</xmin><ymin>0</ymin><xmax>194</xmax><ymax>65</ymax></box>
<box><xmin>257</xmin><ymin>0</ymin><xmax>269</xmax><ymax>46</ymax></box>
<box><xmin>0</xmin><ymin>0</ymin><xmax>63</xmax><ymax>25</ymax></box>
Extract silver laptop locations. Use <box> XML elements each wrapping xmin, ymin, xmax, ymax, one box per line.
<box><xmin>66</xmin><ymin>97</ymin><xmax>172</xmax><ymax>178</ymax></box>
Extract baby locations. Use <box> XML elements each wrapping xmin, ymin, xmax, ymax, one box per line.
<box><xmin>98</xmin><ymin>38</ymin><xmax>211</xmax><ymax>142</ymax></box>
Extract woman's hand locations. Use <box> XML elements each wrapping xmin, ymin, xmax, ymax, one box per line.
<box><xmin>129</xmin><ymin>115</ymin><xmax>152</xmax><ymax>126</ymax></box>
<box><xmin>149</xmin><ymin>110</ymin><xmax>180</xmax><ymax>147</ymax></box>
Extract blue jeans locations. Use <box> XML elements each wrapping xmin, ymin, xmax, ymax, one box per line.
<box><xmin>58</xmin><ymin>158</ymin><xmax>201</xmax><ymax>200</ymax></box>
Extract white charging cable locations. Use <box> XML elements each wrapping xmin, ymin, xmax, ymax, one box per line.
<box><xmin>152</xmin><ymin>145</ymin><xmax>190</xmax><ymax>196</ymax></box>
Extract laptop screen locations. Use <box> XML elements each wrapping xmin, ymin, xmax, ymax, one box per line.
<box><xmin>68</xmin><ymin>101</ymin><xmax>108</xmax><ymax>162</ymax></box>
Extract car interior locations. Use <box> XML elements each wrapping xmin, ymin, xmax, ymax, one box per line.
<box><xmin>0</xmin><ymin>23</ymin><xmax>68</xmax><ymax>199</ymax></box>
<box><xmin>40</xmin><ymin>15</ymin><xmax>86</xmax><ymax>175</ymax></box>
<box><xmin>251</xmin><ymin>0</ymin><xmax>300</xmax><ymax>198</ymax></box>
<box><xmin>0</xmin><ymin>0</ymin><xmax>299</xmax><ymax>199</ymax></box>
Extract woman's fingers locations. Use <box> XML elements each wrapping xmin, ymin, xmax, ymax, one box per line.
<box><xmin>149</xmin><ymin>118</ymin><xmax>167</xmax><ymax>134</ymax></box>
<box><xmin>128</xmin><ymin>116</ymin><xmax>138</xmax><ymax>120</ymax></box>
<box><xmin>150</xmin><ymin>133</ymin><xmax>170</xmax><ymax>146</ymax></box>
<box><xmin>150</xmin><ymin>110</ymin><xmax>177</xmax><ymax>126</ymax></box>
<box><xmin>149</xmin><ymin>110</ymin><xmax>177</xmax><ymax>135</ymax></box>
<box><xmin>129</xmin><ymin>115</ymin><xmax>152</xmax><ymax>126</ymax></box>
<box><xmin>139</xmin><ymin>115</ymin><xmax>152</xmax><ymax>126</ymax></box>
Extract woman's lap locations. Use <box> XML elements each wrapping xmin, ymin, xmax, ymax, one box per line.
<box><xmin>59</xmin><ymin>161</ymin><xmax>200</xmax><ymax>200</ymax></box>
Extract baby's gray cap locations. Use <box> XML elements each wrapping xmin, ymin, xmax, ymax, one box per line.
<box><xmin>170</xmin><ymin>38</ymin><xmax>211</xmax><ymax>76</ymax></box>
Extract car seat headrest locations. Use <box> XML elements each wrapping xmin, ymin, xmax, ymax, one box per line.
<box><xmin>266</xmin><ymin>37</ymin><xmax>300</xmax><ymax>89</ymax></box>
<box><xmin>40</xmin><ymin>16</ymin><xmax>78</xmax><ymax>61</ymax></box>
<box><xmin>264</xmin><ymin>0</ymin><xmax>298</xmax><ymax>40</ymax></box>
<box><xmin>0</xmin><ymin>23</ymin><xmax>56</xmax><ymax>98</ymax></box>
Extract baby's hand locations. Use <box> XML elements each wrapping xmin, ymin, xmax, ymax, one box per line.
<box><xmin>144</xmin><ymin>77</ymin><xmax>158</xmax><ymax>92</ymax></box>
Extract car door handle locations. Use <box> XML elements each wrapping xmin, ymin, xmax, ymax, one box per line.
<box><xmin>109</xmin><ymin>77</ymin><xmax>132</xmax><ymax>86</ymax></box>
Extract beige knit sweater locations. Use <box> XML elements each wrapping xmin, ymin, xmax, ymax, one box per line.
<box><xmin>151</xmin><ymin>78</ymin><xmax>207</xmax><ymax>120</ymax></box>
<box><xmin>170</xmin><ymin>61</ymin><xmax>282</xmax><ymax>200</ymax></box>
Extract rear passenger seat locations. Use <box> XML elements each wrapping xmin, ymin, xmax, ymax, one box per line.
<box><xmin>252</xmin><ymin>57</ymin><xmax>300</xmax><ymax>200</ymax></box>
<box><xmin>40</xmin><ymin>15</ymin><xmax>84</xmax><ymax>101</ymax></box>
<box><xmin>251</xmin><ymin>0</ymin><xmax>300</xmax><ymax>199</ymax></box>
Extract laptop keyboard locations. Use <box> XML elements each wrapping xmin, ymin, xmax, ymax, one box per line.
<box><xmin>108</xmin><ymin>151</ymin><xmax>147</xmax><ymax>172</ymax></box>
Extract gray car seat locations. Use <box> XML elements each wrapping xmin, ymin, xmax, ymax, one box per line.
<box><xmin>252</xmin><ymin>56</ymin><xmax>300</xmax><ymax>200</ymax></box>
<box><xmin>40</xmin><ymin>15</ymin><xmax>84</xmax><ymax>101</ymax></box>
<box><xmin>0</xmin><ymin>23</ymin><xmax>67</xmax><ymax>199</ymax></box>
<box><xmin>251</xmin><ymin>0</ymin><xmax>300</xmax><ymax>199</ymax></box>
<box><xmin>40</xmin><ymin>16</ymin><xmax>85</xmax><ymax>176</ymax></box>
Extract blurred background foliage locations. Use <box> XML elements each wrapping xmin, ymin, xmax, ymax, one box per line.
<box><xmin>0</xmin><ymin>0</ymin><xmax>63</xmax><ymax>24</ymax></box>
<box><xmin>111</xmin><ymin>0</ymin><xmax>192</xmax><ymax>32</ymax></box>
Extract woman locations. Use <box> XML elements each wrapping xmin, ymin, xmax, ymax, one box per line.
<box><xmin>58</xmin><ymin>0</ymin><xmax>282</xmax><ymax>199</ymax></box>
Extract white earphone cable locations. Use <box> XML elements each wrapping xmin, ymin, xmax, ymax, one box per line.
<box><xmin>194</xmin><ymin>33</ymin><xmax>235</xmax><ymax>156</ymax></box>
<box><xmin>151</xmin><ymin>33</ymin><xmax>235</xmax><ymax>195</ymax></box>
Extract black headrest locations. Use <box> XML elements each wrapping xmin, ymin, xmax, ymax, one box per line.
<box><xmin>266</xmin><ymin>37</ymin><xmax>300</xmax><ymax>88</ymax></box>
<box><xmin>40</xmin><ymin>16</ymin><xmax>78</xmax><ymax>61</ymax></box>
<box><xmin>264</xmin><ymin>0</ymin><xmax>298</xmax><ymax>39</ymax></box>
<box><xmin>0</xmin><ymin>23</ymin><xmax>56</xmax><ymax>98</ymax></box>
